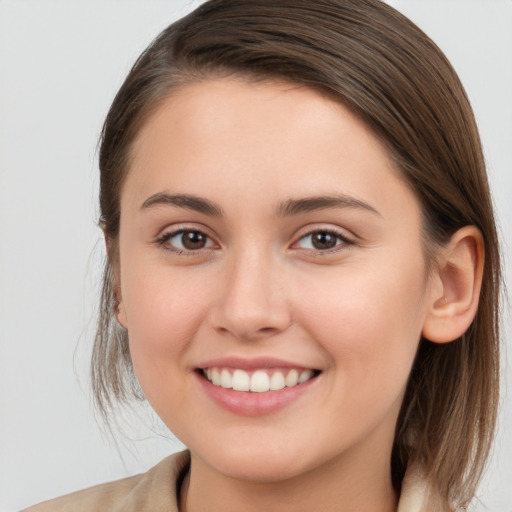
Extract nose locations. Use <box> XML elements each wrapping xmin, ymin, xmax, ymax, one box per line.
<box><xmin>209</xmin><ymin>248</ymin><xmax>292</xmax><ymax>341</ymax></box>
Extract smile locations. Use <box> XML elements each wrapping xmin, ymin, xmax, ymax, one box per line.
<box><xmin>202</xmin><ymin>368</ymin><xmax>317</xmax><ymax>392</ymax></box>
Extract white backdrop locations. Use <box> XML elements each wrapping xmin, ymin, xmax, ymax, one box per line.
<box><xmin>0</xmin><ymin>1</ymin><xmax>511</xmax><ymax>511</ymax></box>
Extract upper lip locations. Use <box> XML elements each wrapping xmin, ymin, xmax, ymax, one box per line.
<box><xmin>196</xmin><ymin>356</ymin><xmax>317</xmax><ymax>371</ymax></box>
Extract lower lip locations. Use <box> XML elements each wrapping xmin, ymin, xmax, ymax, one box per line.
<box><xmin>196</xmin><ymin>371</ymin><xmax>318</xmax><ymax>416</ymax></box>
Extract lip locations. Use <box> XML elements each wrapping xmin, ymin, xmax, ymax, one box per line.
<box><xmin>194</xmin><ymin>357</ymin><xmax>320</xmax><ymax>416</ymax></box>
<box><xmin>196</xmin><ymin>356</ymin><xmax>314</xmax><ymax>372</ymax></box>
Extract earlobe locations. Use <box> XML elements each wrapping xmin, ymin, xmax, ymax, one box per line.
<box><xmin>114</xmin><ymin>277</ymin><xmax>128</xmax><ymax>329</ymax></box>
<box><xmin>116</xmin><ymin>298</ymin><xmax>128</xmax><ymax>329</ymax></box>
<box><xmin>103</xmin><ymin>232</ymin><xmax>128</xmax><ymax>329</ymax></box>
<box><xmin>422</xmin><ymin>226</ymin><xmax>484</xmax><ymax>344</ymax></box>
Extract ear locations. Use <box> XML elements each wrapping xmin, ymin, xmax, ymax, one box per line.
<box><xmin>103</xmin><ymin>231</ymin><xmax>128</xmax><ymax>329</ymax></box>
<box><xmin>116</xmin><ymin>288</ymin><xmax>128</xmax><ymax>329</ymax></box>
<box><xmin>422</xmin><ymin>226</ymin><xmax>484</xmax><ymax>344</ymax></box>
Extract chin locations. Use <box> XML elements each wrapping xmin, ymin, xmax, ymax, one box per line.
<box><xmin>196</xmin><ymin>437</ymin><xmax>326</xmax><ymax>483</ymax></box>
<box><xmin>215</xmin><ymin>456</ymin><xmax>306</xmax><ymax>483</ymax></box>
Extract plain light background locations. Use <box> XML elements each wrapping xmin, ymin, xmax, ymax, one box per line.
<box><xmin>0</xmin><ymin>1</ymin><xmax>511</xmax><ymax>510</ymax></box>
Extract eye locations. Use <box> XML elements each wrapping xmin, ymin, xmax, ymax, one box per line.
<box><xmin>157</xmin><ymin>229</ymin><xmax>216</xmax><ymax>252</ymax></box>
<box><xmin>295</xmin><ymin>230</ymin><xmax>352</xmax><ymax>251</ymax></box>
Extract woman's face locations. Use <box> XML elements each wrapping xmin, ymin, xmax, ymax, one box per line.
<box><xmin>117</xmin><ymin>79</ymin><xmax>436</xmax><ymax>482</ymax></box>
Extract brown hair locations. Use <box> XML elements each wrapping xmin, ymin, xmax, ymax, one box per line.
<box><xmin>92</xmin><ymin>0</ymin><xmax>501</xmax><ymax>508</ymax></box>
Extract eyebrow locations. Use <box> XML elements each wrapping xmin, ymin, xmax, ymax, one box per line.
<box><xmin>276</xmin><ymin>195</ymin><xmax>380</xmax><ymax>217</ymax></box>
<box><xmin>140</xmin><ymin>192</ymin><xmax>380</xmax><ymax>217</ymax></box>
<box><xmin>141</xmin><ymin>193</ymin><xmax>224</xmax><ymax>216</ymax></box>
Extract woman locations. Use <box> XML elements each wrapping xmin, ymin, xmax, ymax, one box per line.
<box><xmin>24</xmin><ymin>0</ymin><xmax>501</xmax><ymax>510</ymax></box>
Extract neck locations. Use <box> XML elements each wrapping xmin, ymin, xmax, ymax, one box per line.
<box><xmin>180</xmin><ymin>444</ymin><xmax>397</xmax><ymax>512</ymax></box>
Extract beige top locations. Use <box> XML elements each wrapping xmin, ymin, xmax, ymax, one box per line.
<box><xmin>23</xmin><ymin>450</ymin><xmax>433</xmax><ymax>512</ymax></box>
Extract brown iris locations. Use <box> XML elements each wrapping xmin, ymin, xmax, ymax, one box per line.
<box><xmin>311</xmin><ymin>232</ymin><xmax>338</xmax><ymax>250</ymax></box>
<box><xmin>181</xmin><ymin>230</ymin><xmax>208</xmax><ymax>250</ymax></box>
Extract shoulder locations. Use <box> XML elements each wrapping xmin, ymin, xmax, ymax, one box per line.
<box><xmin>22</xmin><ymin>450</ymin><xmax>190</xmax><ymax>512</ymax></box>
<box><xmin>22</xmin><ymin>474</ymin><xmax>142</xmax><ymax>512</ymax></box>
<box><xmin>398</xmin><ymin>464</ymin><xmax>449</xmax><ymax>512</ymax></box>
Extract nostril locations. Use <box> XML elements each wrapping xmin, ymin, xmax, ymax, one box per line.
<box><xmin>208</xmin><ymin>294</ymin><xmax>292</xmax><ymax>340</ymax></box>
<box><xmin>214</xmin><ymin>324</ymin><xmax>282</xmax><ymax>342</ymax></box>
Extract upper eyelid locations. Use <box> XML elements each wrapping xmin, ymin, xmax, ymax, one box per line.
<box><xmin>292</xmin><ymin>232</ymin><xmax>352</xmax><ymax>250</ymax></box>
<box><xmin>292</xmin><ymin>224</ymin><xmax>355</xmax><ymax>241</ymax></box>
<box><xmin>155</xmin><ymin>231</ymin><xmax>218</xmax><ymax>257</ymax></box>
<box><xmin>288</xmin><ymin>225</ymin><xmax>358</xmax><ymax>255</ymax></box>
<box><xmin>155</xmin><ymin>223</ymin><xmax>216</xmax><ymax>240</ymax></box>
<box><xmin>153</xmin><ymin>223</ymin><xmax>356</xmax><ymax>248</ymax></box>
<box><xmin>154</xmin><ymin>225</ymin><xmax>220</xmax><ymax>252</ymax></box>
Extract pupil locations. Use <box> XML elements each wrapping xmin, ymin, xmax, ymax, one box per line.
<box><xmin>312</xmin><ymin>232</ymin><xmax>336</xmax><ymax>250</ymax></box>
<box><xmin>183</xmin><ymin>231</ymin><xmax>206</xmax><ymax>250</ymax></box>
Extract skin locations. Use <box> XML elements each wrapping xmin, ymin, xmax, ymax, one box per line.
<box><xmin>115</xmin><ymin>79</ymin><xmax>449</xmax><ymax>512</ymax></box>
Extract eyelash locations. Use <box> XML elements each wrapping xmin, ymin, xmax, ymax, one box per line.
<box><xmin>155</xmin><ymin>228</ymin><xmax>217</xmax><ymax>255</ymax></box>
<box><xmin>292</xmin><ymin>229</ymin><xmax>354</xmax><ymax>254</ymax></box>
<box><xmin>155</xmin><ymin>227</ymin><xmax>355</xmax><ymax>255</ymax></box>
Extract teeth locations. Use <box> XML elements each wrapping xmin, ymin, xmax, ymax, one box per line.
<box><xmin>285</xmin><ymin>369</ymin><xmax>299</xmax><ymax>387</ymax></box>
<box><xmin>298</xmin><ymin>370</ymin><xmax>313</xmax><ymax>383</ymax></box>
<box><xmin>211</xmin><ymin>368</ymin><xmax>221</xmax><ymax>386</ymax></box>
<box><xmin>220</xmin><ymin>369</ymin><xmax>232</xmax><ymax>389</ymax></box>
<box><xmin>232</xmin><ymin>369</ymin><xmax>250</xmax><ymax>391</ymax></box>
<box><xmin>270</xmin><ymin>372</ymin><xmax>285</xmax><ymax>390</ymax></box>
<box><xmin>251</xmin><ymin>370</ymin><xmax>270</xmax><ymax>392</ymax></box>
<box><xmin>203</xmin><ymin>367</ymin><xmax>316</xmax><ymax>392</ymax></box>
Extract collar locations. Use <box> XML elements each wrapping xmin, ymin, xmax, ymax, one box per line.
<box><xmin>118</xmin><ymin>451</ymin><xmax>433</xmax><ymax>512</ymax></box>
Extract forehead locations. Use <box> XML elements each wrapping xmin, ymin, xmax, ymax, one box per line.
<box><xmin>132</xmin><ymin>79</ymin><xmax>388</xmax><ymax>154</ymax></box>
<box><xmin>123</xmin><ymin>78</ymin><xmax>416</xmax><ymax>222</ymax></box>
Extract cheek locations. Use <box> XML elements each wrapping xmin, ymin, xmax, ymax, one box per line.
<box><xmin>296</xmin><ymin>257</ymin><xmax>427</xmax><ymax>393</ymax></box>
<box><xmin>120</xmin><ymin>264</ymin><xmax>212</xmax><ymax>387</ymax></box>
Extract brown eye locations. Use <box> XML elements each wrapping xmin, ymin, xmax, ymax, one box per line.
<box><xmin>160</xmin><ymin>229</ymin><xmax>215</xmax><ymax>252</ymax></box>
<box><xmin>296</xmin><ymin>230</ymin><xmax>352</xmax><ymax>251</ymax></box>
<box><xmin>311</xmin><ymin>232</ymin><xmax>338</xmax><ymax>250</ymax></box>
<box><xmin>181</xmin><ymin>230</ymin><xmax>208</xmax><ymax>250</ymax></box>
